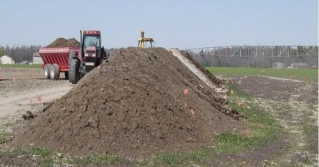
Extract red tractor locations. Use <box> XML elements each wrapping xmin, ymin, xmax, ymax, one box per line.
<box><xmin>39</xmin><ymin>30</ymin><xmax>108</xmax><ymax>84</ymax></box>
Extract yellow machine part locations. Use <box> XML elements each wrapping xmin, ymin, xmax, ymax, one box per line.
<box><xmin>138</xmin><ymin>30</ymin><xmax>154</xmax><ymax>48</ymax></box>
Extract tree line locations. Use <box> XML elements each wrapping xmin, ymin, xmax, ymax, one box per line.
<box><xmin>0</xmin><ymin>45</ymin><xmax>118</xmax><ymax>64</ymax></box>
<box><xmin>0</xmin><ymin>45</ymin><xmax>42</xmax><ymax>63</ymax></box>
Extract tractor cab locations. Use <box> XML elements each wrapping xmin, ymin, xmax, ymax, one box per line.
<box><xmin>82</xmin><ymin>30</ymin><xmax>101</xmax><ymax>50</ymax></box>
<box><xmin>68</xmin><ymin>30</ymin><xmax>107</xmax><ymax>84</ymax></box>
<box><xmin>80</xmin><ymin>30</ymin><xmax>106</xmax><ymax>72</ymax></box>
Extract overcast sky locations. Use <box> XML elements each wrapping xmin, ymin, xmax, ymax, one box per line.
<box><xmin>0</xmin><ymin>0</ymin><xmax>317</xmax><ymax>49</ymax></box>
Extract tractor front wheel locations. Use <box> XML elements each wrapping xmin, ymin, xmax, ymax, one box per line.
<box><xmin>68</xmin><ymin>58</ymin><xmax>80</xmax><ymax>84</ymax></box>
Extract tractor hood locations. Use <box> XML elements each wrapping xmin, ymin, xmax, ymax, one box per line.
<box><xmin>85</xmin><ymin>46</ymin><xmax>96</xmax><ymax>57</ymax></box>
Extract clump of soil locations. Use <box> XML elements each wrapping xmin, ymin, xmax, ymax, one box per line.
<box><xmin>22</xmin><ymin>111</ymin><xmax>37</xmax><ymax>120</ymax></box>
<box><xmin>46</xmin><ymin>38</ymin><xmax>80</xmax><ymax>48</ymax></box>
<box><xmin>9</xmin><ymin>48</ymin><xmax>243</xmax><ymax>158</ymax></box>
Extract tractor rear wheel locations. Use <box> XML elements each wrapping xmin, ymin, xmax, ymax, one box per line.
<box><xmin>50</xmin><ymin>63</ymin><xmax>60</xmax><ymax>80</ymax></box>
<box><xmin>68</xmin><ymin>58</ymin><xmax>80</xmax><ymax>84</ymax></box>
<box><xmin>44</xmin><ymin>64</ymin><xmax>52</xmax><ymax>79</ymax></box>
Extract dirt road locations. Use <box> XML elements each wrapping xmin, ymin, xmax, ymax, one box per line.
<box><xmin>0</xmin><ymin>83</ymin><xmax>72</xmax><ymax>119</ymax></box>
<box><xmin>0</xmin><ymin>68</ymin><xmax>73</xmax><ymax>131</ymax></box>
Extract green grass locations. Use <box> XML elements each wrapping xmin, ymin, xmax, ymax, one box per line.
<box><xmin>65</xmin><ymin>154</ymin><xmax>126</xmax><ymax>166</ymax></box>
<box><xmin>0</xmin><ymin>64</ymin><xmax>41</xmax><ymax>69</ymax></box>
<box><xmin>0</xmin><ymin>147</ymin><xmax>128</xmax><ymax>166</ymax></box>
<box><xmin>0</xmin><ymin>132</ymin><xmax>8</xmax><ymax>144</ymax></box>
<box><xmin>302</xmin><ymin>124</ymin><xmax>318</xmax><ymax>154</ymax></box>
<box><xmin>0</xmin><ymin>148</ymin><xmax>57</xmax><ymax>166</ymax></box>
<box><xmin>206</xmin><ymin>67</ymin><xmax>318</xmax><ymax>82</ymax></box>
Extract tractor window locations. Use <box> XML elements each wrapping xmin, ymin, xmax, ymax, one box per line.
<box><xmin>83</xmin><ymin>35</ymin><xmax>101</xmax><ymax>49</ymax></box>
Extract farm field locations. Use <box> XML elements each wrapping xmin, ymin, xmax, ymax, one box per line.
<box><xmin>1</xmin><ymin>0</ymin><xmax>316</xmax><ymax>166</ymax></box>
<box><xmin>206</xmin><ymin>67</ymin><xmax>318</xmax><ymax>82</ymax></box>
<box><xmin>0</xmin><ymin>63</ymin><xmax>318</xmax><ymax>166</ymax></box>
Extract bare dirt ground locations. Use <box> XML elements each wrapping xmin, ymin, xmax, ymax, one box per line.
<box><xmin>0</xmin><ymin>68</ymin><xmax>73</xmax><ymax>133</ymax></box>
<box><xmin>228</xmin><ymin>76</ymin><xmax>318</xmax><ymax>166</ymax></box>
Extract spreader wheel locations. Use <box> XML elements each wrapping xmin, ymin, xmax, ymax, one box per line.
<box><xmin>50</xmin><ymin>63</ymin><xmax>60</xmax><ymax>80</ymax></box>
<box><xmin>44</xmin><ymin>64</ymin><xmax>52</xmax><ymax>79</ymax></box>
